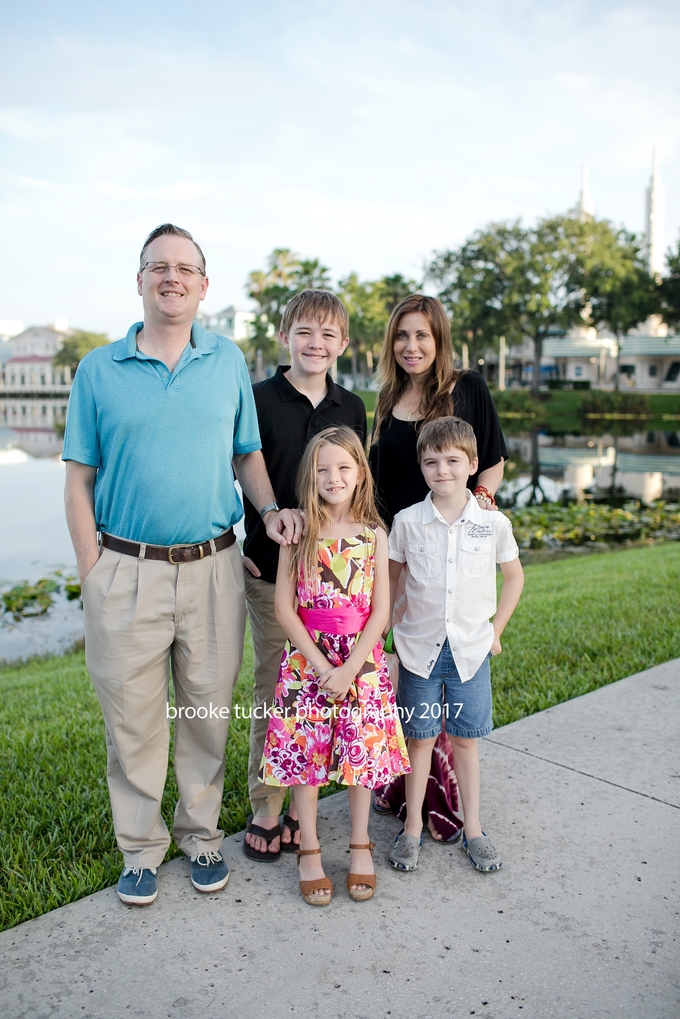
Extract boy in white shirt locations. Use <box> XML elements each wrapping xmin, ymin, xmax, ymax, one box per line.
<box><xmin>387</xmin><ymin>416</ymin><xmax>524</xmax><ymax>873</ymax></box>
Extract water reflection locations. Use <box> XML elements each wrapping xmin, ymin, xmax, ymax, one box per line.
<box><xmin>1</xmin><ymin>397</ymin><xmax>68</xmax><ymax>458</ymax></box>
<box><xmin>0</xmin><ymin>398</ymin><xmax>253</xmax><ymax>661</ymax></box>
<box><xmin>504</xmin><ymin>431</ymin><xmax>680</xmax><ymax>505</ymax></box>
<box><xmin>2</xmin><ymin>397</ymin><xmax>679</xmax><ymax>659</ymax></box>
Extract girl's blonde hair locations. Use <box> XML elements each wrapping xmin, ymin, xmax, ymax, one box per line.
<box><xmin>372</xmin><ymin>294</ymin><xmax>459</xmax><ymax>445</ymax></box>
<box><xmin>291</xmin><ymin>426</ymin><xmax>384</xmax><ymax>587</ymax></box>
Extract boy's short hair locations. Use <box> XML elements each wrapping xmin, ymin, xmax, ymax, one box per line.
<box><xmin>416</xmin><ymin>416</ymin><xmax>478</xmax><ymax>463</ymax></box>
<box><xmin>280</xmin><ymin>290</ymin><xmax>349</xmax><ymax>337</ymax></box>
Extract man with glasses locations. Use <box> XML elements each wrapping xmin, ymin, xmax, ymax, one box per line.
<box><xmin>63</xmin><ymin>223</ymin><xmax>299</xmax><ymax>905</ymax></box>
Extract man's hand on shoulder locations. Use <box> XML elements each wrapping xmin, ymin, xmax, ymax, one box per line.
<box><xmin>264</xmin><ymin>508</ymin><xmax>304</xmax><ymax>547</ymax></box>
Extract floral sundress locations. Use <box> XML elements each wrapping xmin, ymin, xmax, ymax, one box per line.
<box><xmin>259</xmin><ymin>527</ymin><xmax>410</xmax><ymax>788</ymax></box>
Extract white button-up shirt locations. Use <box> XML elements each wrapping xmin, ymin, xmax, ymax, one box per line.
<box><xmin>388</xmin><ymin>490</ymin><xmax>519</xmax><ymax>682</ymax></box>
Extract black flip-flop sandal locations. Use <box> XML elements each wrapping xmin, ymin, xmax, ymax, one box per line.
<box><xmin>242</xmin><ymin>814</ymin><xmax>281</xmax><ymax>862</ymax></box>
<box><xmin>280</xmin><ymin>814</ymin><xmax>300</xmax><ymax>854</ymax></box>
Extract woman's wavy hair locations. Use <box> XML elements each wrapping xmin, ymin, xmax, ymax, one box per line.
<box><xmin>291</xmin><ymin>426</ymin><xmax>384</xmax><ymax>589</ymax></box>
<box><xmin>371</xmin><ymin>294</ymin><xmax>459</xmax><ymax>445</ymax></box>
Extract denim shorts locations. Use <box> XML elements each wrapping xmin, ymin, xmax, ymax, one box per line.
<box><xmin>397</xmin><ymin>640</ymin><xmax>493</xmax><ymax>740</ymax></box>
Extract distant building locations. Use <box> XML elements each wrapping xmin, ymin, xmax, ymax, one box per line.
<box><xmin>537</xmin><ymin>321</ymin><xmax>617</xmax><ymax>388</ymax></box>
<box><xmin>617</xmin><ymin>331</ymin><xmax>680</xmax><ymax>391</ymax></box>
<box><xmin>487</xmin><ymin>151</ymin><xmax>679</xmax><ymax>392</ymax></box>
<box><xmin>645</xmin><ymin>146</ymin><xmax>665</xmax><ymax>278</ymax></box>
<box><xmin>0</xmin><ymin>324</ymin><xmax>72</xmax><ymax>394</ymax></box>
<box><xmin>577</xmin><ymin>163</ymin><xmax>595</xmax><ymax>221</ymax></box>
<box><xmin>196</xmin><ymin>305</ymin><xmax>255</xmax><ymax>344</ymax></box>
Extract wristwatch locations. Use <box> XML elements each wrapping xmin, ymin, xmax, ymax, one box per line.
<box><xmin>259</xmin><ymin>501</ymin><xmax>280</xmax><ymax>520</ymax></box>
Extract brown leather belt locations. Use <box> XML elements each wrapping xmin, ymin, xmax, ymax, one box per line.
<box><xmin>101</xmin><ymin>529</ymin><xmax>236</xmax><ymax>564</ymax></box>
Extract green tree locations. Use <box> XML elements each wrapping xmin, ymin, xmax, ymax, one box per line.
<box><xmin>53</xmin><ymin>331</ymin><xmax>109</xmax><ymax>374</ymax></box>
<box><xmin>567</xmin><ymin>219</ymin><xmax>656</xmax><ymax>389</ymax></box>
<box><xmin>337</xmin><ymin>273</ymin><xmax>416</xmax><ymax>381</ymax></box>
<box><xmin>295</xmin><ymin>258</ymin><xmax>333</xmax><ymax>292</ymax></box>
<box><xmin>380</xmin><ymin>273</ymin><xmax>419</xmax><ymax>313</ymax></box>
<box><xmin>660</xmin><ymin>235</ymin><xmax>680</xmax><ymax>330</ymax></box>
<box><xmin>428</xmin><ymin>218</ymin><xmax>586</xmax><ymax>391</ymax></box>
<box><xmin>428</xmin><ymin>215</ymin><xmax>655</xmax><ymax>394</ymax></box>
<box><xmin>246</xmin><ymin>249</ymin><xmax>332</xmax><ymax>366</ymax></box>
<box><xmin>427</xmin><ymin>222</ymin><xmax>527</xmax><ymax>368</ymax></box>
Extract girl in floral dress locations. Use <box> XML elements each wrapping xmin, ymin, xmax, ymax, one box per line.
<box><xmin>260</xmin><ymin>426</ymin><xmax>410</xmax><ymax>905</ymax></box>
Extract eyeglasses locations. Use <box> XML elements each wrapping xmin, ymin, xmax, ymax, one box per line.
<box><xmin>140</xmin><ymin>262</ymin><xmax>205</xmax><ymax>278</ymax></box>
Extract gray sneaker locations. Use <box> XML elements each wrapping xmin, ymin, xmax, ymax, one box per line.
<box><xmin>462</xmin><ymin>832</ymin><xmax>502</xmax><ymax>872</ymax></box>
<box><xmin>388</xmin><ymin>829</ymin><xmax>423</xmax><ymax>871</ymax></box>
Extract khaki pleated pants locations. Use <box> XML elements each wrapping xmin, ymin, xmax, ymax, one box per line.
<box><xmin>82</xmin><ymin>541</ymin><xmax>245</xmax><ymax>868</ymax></box>
<box><xmin>244</xmin><ymin>572</ymin><xmax>288</xmax><ymax>819</ymax></box>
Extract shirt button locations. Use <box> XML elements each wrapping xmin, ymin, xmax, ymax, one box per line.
<box><xmin>448</xmin><ymin>558</ymin><xmax>453</xmax><ymax>563</ymax></box>
<box><xmin>419</xmin><ymin>546</ymin><xmax>425</xmax><ymax>552</ymax></box>
<box><xmin>475</xmin><ymin>545</ymin><xmax>480</xmax><ymax>551</ymax></box>
<box><xmin>436</xmin><ymin>642</ymin><xmax>440</xmax><ymax>647</ymax></box>
<box><xmin>163</xmin><ymin>372</ymin><xmax>168</xmax><ymax>378</ymax></box>
<box><xmin>448</xmin><ymin>589</ymin><xmax>453</xmax><ymax>593</ymax></box>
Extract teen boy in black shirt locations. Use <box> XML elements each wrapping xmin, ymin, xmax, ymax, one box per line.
<box><xmin>242</xmin><ymin>290</ymin><xmax>367</xmax><ymax>860</ymax></box>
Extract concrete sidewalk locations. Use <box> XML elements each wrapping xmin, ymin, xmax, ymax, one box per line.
<box><xmin>1</xmin><ymin>659</ymin><xmax>678</xmax><ymax>1019</ymax></box>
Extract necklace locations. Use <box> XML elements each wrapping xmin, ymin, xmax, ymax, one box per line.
<box><xmin>406</xmin><ymin>397</ymin><xmax>423</xmax><ymax>422</ymax></box>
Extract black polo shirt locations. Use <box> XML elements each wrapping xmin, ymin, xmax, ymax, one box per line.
<box><xmin>243</xmin><ymin>365</ymin><xmax>367</xmax><ymax>583</ymax></box>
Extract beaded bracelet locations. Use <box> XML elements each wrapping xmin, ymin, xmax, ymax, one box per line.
<box><xmin>473</xmin><ymin>485</ymin><xmax>497</xmax><ymax>509</ymax></box>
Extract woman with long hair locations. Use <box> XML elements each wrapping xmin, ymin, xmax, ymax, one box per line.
<box><xmin>369</xmin><ymin>294</ymin><xmax>507</xmax><ymax>842</ymax></box>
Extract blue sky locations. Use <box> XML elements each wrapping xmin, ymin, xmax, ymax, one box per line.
<box><xmin>1</xmin><ymin>0</ymin><xmax>679</xmax><ymax>337</ymax></box>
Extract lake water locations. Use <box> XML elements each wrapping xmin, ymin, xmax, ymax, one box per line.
<box><xmin>2</xmin><ymin>397</ymin><xmax>680</xmax><ymax>662</ymax></box>
<box><xmin>0</xmin><ymin>399</ymin><xmax>253</xmax><ymax>662</ymax></box>
<box><xmin>501</xmin><ymin>430</ymin><xmax>680</xmax><ymax>505</ymax></box>
<box><xmin>0</xmin><ymin>433</ymin><xmax>83</xmax><ymax>661</ymax></box>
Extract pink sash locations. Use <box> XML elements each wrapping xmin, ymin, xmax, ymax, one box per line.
<box><xmin>298</xmin><ymin>605</ymin><xmax>370</xmax><ymax>636</ymax></box>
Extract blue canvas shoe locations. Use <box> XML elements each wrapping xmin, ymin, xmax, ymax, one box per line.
<box><xmin>190</xmin><ymin>850</ymin><xmax>230</xmax><ymax>892</ymax></box>
<box><xmin>117</xmin><ymin>866</ymin><xmax>158</xmax><ymax>905</ymax></box>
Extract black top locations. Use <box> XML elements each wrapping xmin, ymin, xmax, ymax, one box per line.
<box><xmin>369</xmin><ymin>370</ymin><xmax>507</xmax><ymax>527</ymax></box>
<box><xmin>244</xmin><ymin>366</ymin><xmax>367</xmax><ymax>583</ymax></box>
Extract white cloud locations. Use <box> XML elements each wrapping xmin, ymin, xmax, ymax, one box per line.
<box><xmin>0</xmin><ymin>107</ymin><xmax>100</xmax><ymax>141</ymax></box>
<box><xmin>1</xmin><ymin>0</ymin><xmax>679</xmax><ymax>334</ymax></box>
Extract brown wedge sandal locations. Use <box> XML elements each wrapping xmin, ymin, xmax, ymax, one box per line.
<box><xmin>296</xmin><ymin>847</ymin><xmax>333</xmax><ymax>906</ymax></box>
<box><xmin>347</xmin><ymin>842</ymin><xmax>377</xmax><ymax>902</ymax></box>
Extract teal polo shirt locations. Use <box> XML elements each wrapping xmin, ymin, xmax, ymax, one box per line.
<box><xmin>62</xmin><ymin>322</ymin><xmax>261</xmax><ymax>545</ymax></box>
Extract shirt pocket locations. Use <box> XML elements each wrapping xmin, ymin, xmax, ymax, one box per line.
<box><xmin>405</xmin><ymin>541</ymin><xmax>440</xmax><ymax>579</ymax></box>
<box><xmin>460</xmin><ymin>538</ymin><xmax>493</xmax><ymax>578</ymax></box>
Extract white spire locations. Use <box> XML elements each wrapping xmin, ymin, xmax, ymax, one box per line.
<box><xmin>645</xmin><ymin>146</ymin><xmax>666</xmax><ymax>277</ymax></box>
<box><xmin>577</xmin><ymin>163</ymin><xmax>594</xmax><ymax>220</ymax></box>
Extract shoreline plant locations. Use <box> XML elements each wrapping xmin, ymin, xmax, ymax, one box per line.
<box><xmin>507</xmin><ymin>500</ymin><xmax>680</xmax><ymax>550</ymax></box>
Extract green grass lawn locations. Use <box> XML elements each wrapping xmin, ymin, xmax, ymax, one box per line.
<box><xmin>492</xmin><ymin>542</ymin><xmax>680</xmax><ymax>723</ymax></box>
<box><xmin>2</xmin><ymin>542</ymin><xmax>679</xmax><ymax>931</ymax></box>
